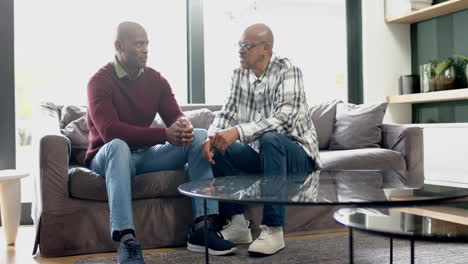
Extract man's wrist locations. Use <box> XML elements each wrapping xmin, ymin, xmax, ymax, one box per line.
<box><xmin>231</xmin><ymin>127</ymin><xmax>240</xmax><ymax>140</ymax></box>
<box><xmin>234</xmin><ymin>126</ymin><xmax>243</xmax><ymax>142</ymax></box>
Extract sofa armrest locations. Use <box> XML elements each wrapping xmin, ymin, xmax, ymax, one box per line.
<box><xmin>39</xmin><ymin>135</ymin><xmax>71</xmax><ymax>210</ymax></box>
<box><xmin>33</xmin><ymin>103</ymin><xmax>71</xmax><ymax>215</ymax></box>
<box><xmin>381</xmin><ymin>124</ymin><xmax>424</xmax><ymax>187</ymax></box>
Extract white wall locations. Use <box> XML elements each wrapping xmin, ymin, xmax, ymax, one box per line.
<box><xmin>362</xmin><ymin>0</ymin><xmax>412</xmax><ymax>123</ymax></box>
<box><xmin>418</xmin><ymin>123</ymin><xmax>468</xmax><ymax>187</ymax></box>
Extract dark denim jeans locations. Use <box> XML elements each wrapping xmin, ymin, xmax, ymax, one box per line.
<box><xmin>212</xmin><ymin>131</ymin><xmax>316</xmax><ymax>227</ymax></box>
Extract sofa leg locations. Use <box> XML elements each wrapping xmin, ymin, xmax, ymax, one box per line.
<box><xmin>32</xmin><ymin>216</ymin><xmax>41</xmax><ymax>255</ymax></box>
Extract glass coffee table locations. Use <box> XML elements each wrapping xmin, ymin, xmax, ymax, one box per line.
<box><xmin>178</xmin><ymin>170</ymin><xmax>468</xmax><ymax>264</ymax></box>
<box><xmin>334</xmin><ymin>204</ymin><xmax>468</xmax><ymax>264</ymax></box>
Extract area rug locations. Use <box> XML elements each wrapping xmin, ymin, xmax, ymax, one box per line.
<box><xmin>75</xmin><ymin>232</ymin><xmax>468</xmax><ymax>264</ymax></box>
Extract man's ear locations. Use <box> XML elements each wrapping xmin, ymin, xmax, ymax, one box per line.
<box><xmin>115</xmin><ymin>40</ymin><xmax>122</xmax><ymax>53</ymax></box>
<box><xmin>263</xmin><ymin>43</ymin><xmax>272</xmax><ymax>55</ymax></box>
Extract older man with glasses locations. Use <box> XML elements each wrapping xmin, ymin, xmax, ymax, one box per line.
<box><xmin>202</xmin><ymin>23</ymin><xmax>321</xmax><ymax>256</ymax></box>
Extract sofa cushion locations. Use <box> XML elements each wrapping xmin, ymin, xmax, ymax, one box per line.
<box><xmin>60</xmin><ymin>105</ymin><xmax>87</xmax><ymax>129</ymax></box>
<box><xmin>319</xmin><ymin>148</ymin><xmax>405</xmax><ymax>171</ymax></box>
<box><xmin>68</xmin><ymin>166</ymin><xmax>187</xmax><ymax>201</ymax></box>
<box><xmin>151</xmin><ymin>108</ymin><xmax>215</xmax><ymax>129</ymax></box>
<box><xmin>309</xmin><ymin>99</ymin><xmax>343</xmax><ymax>150</ymax></box>
<box><xmin>329</xmin><ymin>102</ymin><xmax>388</xmax><ymax>150</ymax></box>
<box><xmin>61</xmin><ymin>115</ymin><xmax>89</xmax><ymax>150</ymax></box>
<box><xmin>186</xmin><ymin>108</ymin><xmax>215</xmax><ymax>129</ymax></box>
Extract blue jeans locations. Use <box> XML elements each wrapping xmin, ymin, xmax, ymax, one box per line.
<box><xmin>212</xmin><ymin>131</ymin><xmax>315</xmax><ymax>227</ymax></box>
<box><xmin>90</xmin><ymin>128</ymin><xmax>218</xmax><ymax>240</ymax></box>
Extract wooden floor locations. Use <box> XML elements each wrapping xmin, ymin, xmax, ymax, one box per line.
<box><xmin>5</xmin><ymin>206</ymin><xmax>467</xmax><ymax>264</ymax></box>
<box><xmin>0</xmin><ymin>226</ymin><xmax>346</xmax><ymax>264</ymax></box>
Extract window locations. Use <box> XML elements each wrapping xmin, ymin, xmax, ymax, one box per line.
<box><xmin>203</xmin><ymin>0</ymin><xmax>348</xmax><ymax>105</ymax></box>
<box><xmin>15</xmin><ymin>0</ymin><xmax>187</xmax><ymax>202</ymax></box>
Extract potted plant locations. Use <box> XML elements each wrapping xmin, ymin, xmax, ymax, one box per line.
<box><xmin>422</xmin><ymin>57</ymin><xmax>455</xmax><ymax>91</ymax></box>
<box><xmin>454</xmin><ymin>55</ymin><xmax>468</xmax><ymax>87</ymax></box>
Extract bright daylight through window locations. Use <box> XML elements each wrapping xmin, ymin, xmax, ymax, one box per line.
<box><xmin>203</xmin><ymin>0</ymin><xmax>348</xmax><ymax>105</ymax></box>
<box><xmin>14</xmin><ymin>0</ymin><xmax>187</xmax><ymax>202</ymax></box>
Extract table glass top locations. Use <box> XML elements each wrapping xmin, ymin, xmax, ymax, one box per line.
<box><xmin>334</xmin><ymin>206</ymin><xmax>468</xmax><ymax>242</ymax></box>
<box><xmin>178</xmin><ymin>170</ymin><xmax>468</xmax><ymax>206</ymax></box>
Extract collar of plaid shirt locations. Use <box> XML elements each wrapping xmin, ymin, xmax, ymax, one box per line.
<box><xmin>248</xmin><ymin>54</ymin><xmax>277</xmax><ymax>86</ymax></box>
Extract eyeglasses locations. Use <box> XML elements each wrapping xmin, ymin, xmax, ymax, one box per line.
<box><xmin>238</xmin><ymin>42</ymin><xmax>266</xmax><ymax>51</ymax></box>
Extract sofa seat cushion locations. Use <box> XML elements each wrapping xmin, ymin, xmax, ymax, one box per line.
<box><xmin>69</xmin><ymin>166</ymin><xmax>187</xmax><ymax>201</ymax></box>
<box><xmin>319</xmin><ymin>148</ymin><xmax>406</xmax><ymax>171</ymax></box>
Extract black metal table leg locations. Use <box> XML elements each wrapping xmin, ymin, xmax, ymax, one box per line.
<box><xmin>410</xmin><ymin>238</ymin><xmax>415</xmax><ymax>264</ymax></box>
<box><xmin>349</xmin><ymin>227</ymin><xmax>354</xmax><ymax>264</ymax></box>
<box><xmin>390</xmin><ymin>237</ymin><xmax>393</xmax><ymax>264</ymax></box>
<box><xmin>204</xmin><ymin>199</ymin><xmax>209</xmax><ymax>264</ymax></box>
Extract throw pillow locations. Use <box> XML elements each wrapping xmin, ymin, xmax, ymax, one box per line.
<box><xmin>61</xmin><ymin>115</ymin><xmax>89</xmax><ymax>150</ymax></box>
<box><xmin>60</xmin><ymin>105</ymin><xmax>87</xmax><ymax>129</ymax></box>
<box><xmin>309</xmin><ymin>99</ymin><xmax>343</xmax><ymax>150</ymax></box>
<box><xmin>61</xmin><ymin>115</ymin><xmax>89</xmax><ymax>166</ymax></box>
<box><xmin>329</xmin><ymin>102</ymin><xmax>388</xmax><ymax>150</ymax></box>
<box><xmin>151</xmin><ymin>108</ymin><xmax>215</xmax><ymax>130</ymax></box>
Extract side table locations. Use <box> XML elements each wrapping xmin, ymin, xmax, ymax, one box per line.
<box><xmin>0</xmin><ymin>170</ymin><xmax>29</xmax><ymax>245</ymax></box>
<box><xmin>334</xmin><ymin>206</ymin><xmax>468</xmax><ymax>264</ymax></box>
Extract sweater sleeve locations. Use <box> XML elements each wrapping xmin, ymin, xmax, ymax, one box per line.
<box><xmin>87</xmin><ymin>75</ymin><xmax>167</xmax><ymax>147</ymax></box>
<box><xmin>157</xmin><ymin>75</ymin><xmax>184</xmax><ymax>127</ymax></box>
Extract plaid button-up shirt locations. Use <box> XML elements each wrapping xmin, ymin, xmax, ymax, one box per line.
<box><xmin>208</xmin><ymin>55</ymin><xmax>322</xmax><ymax>168</ymax></box>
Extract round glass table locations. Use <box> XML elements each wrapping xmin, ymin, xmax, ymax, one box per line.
<box><xmin>334</xmin><ymin>205</ymin><xmax>468</xmax><ymax>264</ymax></box>
<box><xmin>178</xmin><ymin>170</ymin><xmax>468</xmax><ymax>263</ymax></box>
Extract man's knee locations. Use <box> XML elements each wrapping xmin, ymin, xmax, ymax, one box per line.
<box><xmin>99</xmin><ymin>139</ymin><xmax>134</xmax><ymax>178</ymax></box>
<box><xmin>192</xmin><ymin>128</ymin><xmax>208</xmax><ymax>146</ymax></box>
<box><xmin>259</xmin><ymin>131</ymin><xmax>283</xmax><ymax>148</ymax></box>
<box><xmin>105</xmin><ymin>138</ymin><xmax>131</xmax><ymax>156</ymax></box>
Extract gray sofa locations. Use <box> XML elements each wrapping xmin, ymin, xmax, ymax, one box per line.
<box><xmin>31</xmin><ymin>101</ymin><xmax>423</xmax><ymax>257</ymax></box>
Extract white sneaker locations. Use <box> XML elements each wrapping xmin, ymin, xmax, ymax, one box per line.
<box><xmin>248</xmin><ymin>225</ymin><xmax>285</xmax><ymax>255</ymax></box>
<box><xmin>220</xmin><ymin>214</ymin><xmax>253</xmax><ymax>244</ymax></box>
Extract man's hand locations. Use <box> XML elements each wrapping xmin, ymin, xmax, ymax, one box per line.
<box><xmin>201</xmin><ymin>139</ymin><xmax>215</xmax><ymax>164</ymax></box>
<box><xmin>177</xmin><ymin>116</ymin><xmax>194</xmax><ymax>145</ymax></box>
<box><xmin>177</xmin><ymin>116</ymin><xmax>192</xmax><ymax>129</ymax></box>
<box><xmin>211</xmin><ymin>127</ymin><xmax>239</xmax><ymax>155</ymax></box>
<box><xmin>166</xmin><ymin>118</ymin><xmax>194</xmax><ymax>146</ymax></box>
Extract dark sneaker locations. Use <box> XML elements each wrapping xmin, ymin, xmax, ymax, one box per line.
<box><xmin>117</xmin><ymin>239</ymin><xmax>146</xmax><ymax>264</ymax></box>
<box><xmin>187</xmin><ymin>217</ymin><xmax>237</xmax><ymax>255</ymax></box>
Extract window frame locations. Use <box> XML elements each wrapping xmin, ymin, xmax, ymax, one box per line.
<box><xmin>187</xmin><ymin>0</ymin><xmax>364</xmax><ymax>104</ymax></box>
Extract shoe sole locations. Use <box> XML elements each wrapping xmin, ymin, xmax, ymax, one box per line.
<box><xmin>248</xmin><ymin>244</ymin><xmax>285</xmax><ymax>256</ymax></box>
<box><xmin>187</xmin><ymin>243</ymin><xmax>237</xmax><ymax>256</ymax></box>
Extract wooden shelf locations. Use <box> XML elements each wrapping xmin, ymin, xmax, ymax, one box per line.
<box><xmin>386</xmin><ymin>0</ymin><xmax>468</xmax><ymax>24</ymax></box>
<box><xmin>387</xmin><ymin>88</ymin><xmax>468</xmax><ymax>104</ymax></box>
<box><xmin>395</xmin><ymin>207</ymin><xmax>468</xmax><ymax>225</ymax></box>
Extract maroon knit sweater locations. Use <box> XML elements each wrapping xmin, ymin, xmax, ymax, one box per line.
<box><xmin>84</xmin><ymin>63</ymin><xmax>183</xmax><ymax>166</ymax></box>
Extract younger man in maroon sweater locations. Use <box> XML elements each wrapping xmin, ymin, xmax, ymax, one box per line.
<box><xmin>86</xmin><ymin>22</ymin><xmax>235</xmax><ymax>264</ymax></box>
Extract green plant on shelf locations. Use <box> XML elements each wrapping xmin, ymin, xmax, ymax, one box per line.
<box><xmin>454</xmin><ymin>54</ymin><xmax>468</xmax><ymax>68</ymax></box>
<box><xmin>424</xmin><ymin>60</ymin><xmax>438</xmax><ymax>77</ymax></box>
<box><xmin>423</xmin><ymin>57</ymin><xmax>455</xmax><ymax>91</ymax></box>
<box><xmin>454</xmin><ymin>55</ymin><xmax>468</xmax><ymax>88</ymax></box>
<box><xmin>435</xmin><ymin>57</ymin><xmax>453</xmax><ymax>76</ymax></box>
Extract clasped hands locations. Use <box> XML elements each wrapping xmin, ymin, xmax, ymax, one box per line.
<box><xmin>202</xmin><ymin>127</ymin><xmax>239</xmax><ymax>164</ymax></box>
<box><xmin>166</xmin><ymin>117</ymin><xmax>194</xmax><ymax>146</ymax></box>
